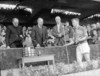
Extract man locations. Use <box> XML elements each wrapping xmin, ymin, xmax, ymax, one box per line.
<box><xmin>52</xmin><ymin>16</ymin><xmax>65</xmax><ymax>46</ymax></box>
<box><xmin>91</xmin><ymin>24</ymin><xmax>98</xmax><ymax>44</ymax></box>
<box><xmin>31</xmin><ymin>17</ymin><xmax>48</xmax><ymax>47</ymax></box>
<box><xmin>6</xmin><ymin>18</ymin><xmax>23</xmax><ymax>48</ymax></box>
<box><xmin>65</xmin><ymin>18</ymin><xmax>90</xmax><ymax>68</ymax></box>
<box><xmin>96</xmin><ymin>22</ymin><xmax>100</xmax><ymax>42</ymax></box>
<box><xmin>64</xmin><ymin>21</ymin><xmax>73</xmax><ymax>43</ymax></box>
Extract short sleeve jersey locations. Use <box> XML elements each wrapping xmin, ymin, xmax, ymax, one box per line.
<box><xmin>73</xmin><ymin>26</ymin><xmax>87</xmax><ymax>42</ymax></box>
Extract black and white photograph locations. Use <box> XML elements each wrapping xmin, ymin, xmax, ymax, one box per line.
<box><xmin>0</xmin><ymin>0</ymin><xmax>100</xmax><ymax>76</ymax></box>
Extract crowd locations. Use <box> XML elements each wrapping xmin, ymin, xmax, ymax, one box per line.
<box><xmin>0</xmin><ymin>17</ymin><xmax>100</xmax><ymax>48</ymax></box>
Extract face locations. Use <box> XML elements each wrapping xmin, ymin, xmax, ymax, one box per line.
<box><xmin>72</xmin><ymin>19</ymin><xmax>79</xmax><ymax>28</ymax></box>
<box><xmin>96</xmin><ymin>22</ymin><xmax>100</xmax><ymax>28</ymax></box>
<box><xmin>23</xmin><ymin>26</ymin><xmax>26</xmax><ymax>31</ymax></box>
<box><xmin>12</xmin><ymin>18</ymin><xmax>19</xmax><ymax>27</ymax></box>
<box><xmin>87</xmin><ymin>25</ymin><xmax>91</xmax><ymax>32</ymax></box>
<box><xmin>91</xmin><ymin>24</ymin><xmax>96</xmax><ymax>29</ymax></box>
<box><xmin>28</xmin><ymin>30</ymin><xmax>32</xmax><ymax>34</ymax></box>
<box><xmin>65</xmin><ymin>21</ymin><xmax>69</xmax><ymax>27</ymax></box>
<box><xmin>37</xmin><ymin>18</ymin><xmax>43</xmax><ymax>27</ymax></box>
<box><xmin>55</xmin><ymin>16</ymin><xmax>61</xmax><ymax>24</ymax></box>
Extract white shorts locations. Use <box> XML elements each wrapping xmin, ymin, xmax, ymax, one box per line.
<box><xmin>76</xmin><ymin>41</ymin><xmax>90</xmax><ymax>54</ymax></box>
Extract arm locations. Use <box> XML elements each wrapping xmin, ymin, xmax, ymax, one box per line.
<box><xmin>64</xmin><ymin>38</ymin><xmax>74</xmax><ymax>46</ymax></box>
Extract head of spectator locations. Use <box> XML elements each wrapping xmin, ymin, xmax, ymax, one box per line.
<box><xmin>23</xmin><ymin>26</ymin><xmax>26</xmax><ymax>31</ymax></box>
<box><xmin>71</xmin><ymin>18</ymin><xmax>80</xmax><ymax>28</ymax></box>
<box><xmin>65</xmin><ymin>21</ymin><xmax>70</xmax><ymax>27</ymax></box>
<box><xmin>87</xmin><ymin>24</ymin><xmax>91</xmax><ymax>32</ymax></box>
<box><xmin>55</xmin><ymin>16</ymin><xmax>61</xmax><ymax>24</ymax></box>
<box><xmin>91</xmin><ymin>23</ymin><xmax>97</xmax><ymax>30</ymax></box>
<box><xmin>3</xmin><ymin>26</ymin><xmax>6</xmax><ymax>31</ymax></box>
<box><xmin>12</xmin><ymin>18</ymin><xmax>19</xmax><ymax>27</ymax></box>
<box><xmin>37</xmin><ymin>17</ymin><xmax>43</xmax><ymax>28</ymax></box>
<box><xmin>28</xmin><ymin>27</ymin><xmax>32</xmax><ymax>34</ymax></box>
<box><xmin>96</xmin><ymin>22</ymin><xmax>100</xmax><ymax>28</ymax></box>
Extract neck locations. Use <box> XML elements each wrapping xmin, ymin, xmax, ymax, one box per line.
<box><xmin>38</xmin><ymin>25</ymin><xmax>42</xmax><ymax>28</ymax></box>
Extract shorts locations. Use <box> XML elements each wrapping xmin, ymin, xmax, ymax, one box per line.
<box><xmin>76</xmin><ymin>41</ymin><xmax>90</xmax><ymax>54</ymax></box>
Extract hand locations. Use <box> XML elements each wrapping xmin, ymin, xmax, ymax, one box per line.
<box><xmin>75</xmin><ymin>39</ymin><xmax>79</xmax><ymax>44</ymax></box>
<box><xmin>20</xmin><ymin>35</ymin><xmax>23</xmax><ymax>38</ymax></box>
<box><xmin>58</xmin><ymin>34</ymin><xmax>62</xmax><ymax>37</ymax></box>
<box><xmin>37</xmin><ymin>44</ymin><xmax>40</xmax><ymax>47</ymax></box>
<box><xmin>64</xmin><ymin>44</ymin><xmax>68</xmax><ymax>46</ymax></box>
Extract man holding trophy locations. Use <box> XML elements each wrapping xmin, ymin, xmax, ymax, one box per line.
<box><xmin>64</xmin><ymin>18</ymin><xmax>90</xmax><ymax>68</ymax></box>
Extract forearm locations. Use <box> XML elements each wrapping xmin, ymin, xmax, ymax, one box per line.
<box><xmin>65</xmin><ymin>38</ymin><xmax>74</xmax><ymax>46</ymax></box>
<box><xmin>78</xmin><ymin>36</ymin><xmax>87</xmax><ymax>42</ymax></box>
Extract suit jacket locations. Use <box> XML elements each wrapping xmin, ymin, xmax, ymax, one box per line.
<box><xmin>5</xmin><ymin>25</ymin><xmax>22</xmax><ymax>46</ymax></box>
<box><xmin>52</xmin><ymin>23</ymin><xmax>65</xmax><ymax>46</ymax></box>
<box><xmin>64</xmin><ymin>26</ymin><xmax>73</xmax><ymax>41</ymax></box>
<box><xmin>31</xmin><ymin>25</ymin><xmax>48</xmax><ymax>47</ymax></box>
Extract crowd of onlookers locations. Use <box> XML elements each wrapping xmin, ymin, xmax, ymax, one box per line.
<box><xmin>0</xmin><ymin>19</ymin><xmax>100</xmax><ymax>48</ymax></box>
<box><xmin>86</xmin><ymin>22</ymin><xmax>100</xmax><ymax>44</ymax></box>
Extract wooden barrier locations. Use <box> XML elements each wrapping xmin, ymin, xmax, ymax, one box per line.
<box><xmin>0</xmin><ymin>44</ymin><xmax>100</xmax><ymax>70</ymax></box>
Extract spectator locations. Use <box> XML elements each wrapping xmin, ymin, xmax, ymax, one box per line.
<box><xmin>0</xmin><ymin>25</ymin><xmax>6</xmax><ymax>48</ymax></box>
<box><xmin>96</xmin><ymin>22</ymin><xmax>100</xmax><ymax>42</ymax></box>
<box><xmin>31</xmin><ymin>17</ymin><xmax>48</xmax><ymax>47</ymax></box>
<box><xmin>5</xmin><ymin>18</ymin><xmax>23</xmax><ymax>48</ymax></box>
<box><xmin>86</xmin><ymin>24</ymin><xmax>93</xmax><ymax>44</ymax></box>
<box><xmin>52</xmin><ymin>16</ymin><xmax>65</xmax><ymax>46</ymax></box>
<box><xmin>22</xmin><ymin>26</ymin><xmax>26</xmax><ymax>38</ymax></box>
<box><xmin>91</xmin><ymin>23</ymin><xmax>98</xmax><ymax>44</ymax></box>
<box><xmin>64</xmin><ymin>21</ymin><xmax>73</xmax><ymax>44</ymax></box>
<box><xmin>23</xmin><ymin>29</ymin><xmax>33</xmax><ymax>47</ymax></box>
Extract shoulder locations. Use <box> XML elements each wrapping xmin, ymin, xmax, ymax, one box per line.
<box><xmin>79</xmin><ymin>26</ymin><xmax>85</xmax><ymax>30</ymax></box>
<box><xmin>43</xmin><ymin>25</ymin><xmax>46</xmax><ymax>28</ymax></box>
<box><xmin>53</xmin><ymin>25</ymin><xmax>57</xmax><ymax>29</ymax></box>
<box><xmin>7</xmin><ymin>25</ymin><xmax>13</xmax><ymax>30</ymax></box>
<box><xmin>18</xmin><ymin>26</ymin><xmax>22</xmax><ymax>28</ymax></box>
<box><xmin>33</xmin><ymin>25</ymin><xmax>37</xmax><ymax>29</ymax></box>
